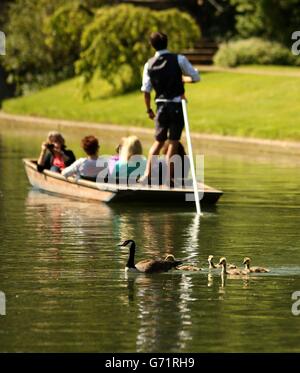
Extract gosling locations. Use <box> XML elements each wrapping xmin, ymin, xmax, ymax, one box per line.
<box><xmin>219</xmin><ymin>257</ymin><xmax>248</xmax><ymax>276</ymax></box>
<box><xmin>208</xmin><ymin>255</ymin><xmax>236</xmax><ymax>270</ymax></box>
<box><xmin>243</xmin><ymin>257</ymin><xmax>270</xmax><ymax>273</ymax></box>
<box><xmin>208</xmin><ymin>255</ymin><xmax>218</xmax><ymax>269</ymax></box>
<box><xmin>165</xmin><ymin>254</ymin><xmax>201</xmax><ymax>271</ymax></box>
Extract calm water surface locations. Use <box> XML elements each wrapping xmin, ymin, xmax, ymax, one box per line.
<box><xmin>0</xmin><ymin>126</ymin><xmax>300</xmax><ymax>352</ymax></box>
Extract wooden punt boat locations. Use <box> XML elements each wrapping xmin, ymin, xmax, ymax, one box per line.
<box><xmin>23</xmin><ymin>159</ymin><xmax>223</xmax><ymax>206</ymax></box>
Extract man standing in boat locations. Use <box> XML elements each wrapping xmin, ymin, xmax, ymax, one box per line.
<box><xmin>140</xmin><ymin>31</ymin><xmax>200</xmax><ymax>185</ymax></box>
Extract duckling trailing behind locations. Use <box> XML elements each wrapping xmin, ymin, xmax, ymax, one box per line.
<box><xmin>164</xmin><ymin>254</ymin><xmax>201</xmax><ymax>271</ymax></box>
<box><xmin>219</xmin><ymin>257</ymin><xmax>248</xmax><ymax>276</ymax></box>
<box><xmin>208</xmin><ymin>255</ymin><xmax>236</xmax><ymax>270</ymax></box>
<box><xmin>208</xmin><ymin>255</ymin><xmax>218</xmax><ymax>269</ymax></box>
<box><xmin>243</xmin><ymin>257</ymin><xmax>270</xmax><ymax>273</ymax></box>
<box><xmin>228</xmin><ymin>262</ymin><xmax>237</xmax><ymax>269</ymax></box>
<box><xmin>118</xmin><ymin>240</ymin><xmax>182</xmax><ymax>273</ymax></box>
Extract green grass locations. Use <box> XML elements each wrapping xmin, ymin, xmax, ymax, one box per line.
<box><xmin>2</xmin><ymin>67</ymin><xmax>300</xmax><ymax>140</ymax></box>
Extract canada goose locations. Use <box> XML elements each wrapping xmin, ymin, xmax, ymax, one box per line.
<box><xmin>118</xmin><ymin>240</ymin><xmax>182</xmax><ymax>273</ymax></box>
<box><xmin>243</xmin><ymin>257</ymin><xmax>270</xmax><ymax>273</ymax></box>
<box><xmin>219</xmin><ymin>257</ymin><xmax>248</xmax><ymax>276</ymax></box>
<box><xmin>164</xmin><ymin>254</ymin><xmax>201</xmax><ymax>271</ymax></box>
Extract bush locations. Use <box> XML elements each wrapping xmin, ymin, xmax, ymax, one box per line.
<box><xmin>75</xmin><ymin>5</ymin><xmax>200</xmax><ymax>97</ymax></box>
<box><xmin>214</xmin><ymin>38</ymin><xmax>299</xmax><ymax>67</ymax></box>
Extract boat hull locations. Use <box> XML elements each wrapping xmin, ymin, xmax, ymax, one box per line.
<box><xmin>23</xmin><ymin>159</ymin><xmax>223</xmax><ymax>206</ymax></box>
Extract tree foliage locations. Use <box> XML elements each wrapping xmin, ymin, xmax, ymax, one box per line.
<box><xmin>3</xmin><ymin>1</ymin><xmax>200</xmax><ymax>96</ymax></box>
<box><xmin>2</xmin><ymin>0</ymin><xmax>107</xmax><ymax>93</ymax></box>
<box><xmin>231</xmin><ymin>0</ymin><xmax>300</xmax><ymax>46</ymax></box>
<box><xmin>44</xmin><ymin>2</ymin><xmax>94</xmax><ymax>72</ymax></box>
<box><xmin>3</xmin><ymin>0</ymin><xmax>67</xmax><ymax>93</ymax></box>
<box><xmin>75</xmin><ymin>5</ymin><xmax>200</xmax><ymax>97</ymax></box>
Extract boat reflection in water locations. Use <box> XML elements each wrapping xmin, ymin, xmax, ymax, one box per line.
<box><xmin>25</xmin><ymin>190</ymin><xmax>114</xmax><ymax>282</ymax></box>
<box><xmin>26</xmin><ymin>189</ymin><xmax>113</xmax><ymax>244</ymax></box>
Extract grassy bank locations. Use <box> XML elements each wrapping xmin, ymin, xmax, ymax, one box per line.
<box><xmin>2</xmin><ymin>67</ymin><xmax>300</xmax><ymax>140</ymax></box>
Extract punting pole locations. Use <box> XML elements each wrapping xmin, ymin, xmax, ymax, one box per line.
<box><xmin>181</xmin><ymin>99</ymin><xmax>201</xmax><ymax>215</ymax></box>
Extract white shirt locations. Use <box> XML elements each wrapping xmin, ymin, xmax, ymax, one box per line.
<box><xmin>62</xmin><ymin>157</ymin><xmax>105</xmax><ymax>179</ymax></box>
<box><xmin>141</xmin><ymin>49</ymin><xmax>200</xmax><ymax>102</ymax></box>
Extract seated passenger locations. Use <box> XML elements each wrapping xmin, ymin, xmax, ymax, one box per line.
<box><xmin>62</xmin><ymin>135</ymin><xmax>104</xmax><ymax>181</ymax></box>
<box><xmin>108</xmin><ymin>139</ymin><xmax>125</xmax><ymax>175</ymax></box>
<box><xmin>37</xmin><ymin>131</ymin><xmax>76</xmax><ymax>173</ymax></box>
<box><xmin>110</xmin><ymin>136</ymin><xmax>146</xmax><ymax>183</ymax></box>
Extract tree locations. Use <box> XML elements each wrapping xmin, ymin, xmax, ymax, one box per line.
<box><xmin>2</xmin><ymin>0</ymin><xmax>134</xmax><ymax>94</ymax></box>
<box><xmin>231</xmin><ymin>0</ymin><xmax>300</xmax><ymax>46</ymax></box>
<box><xmin>3</xmin><ymin>0</ymin><xmax>68</xmax><ymax>93</ymax></box>
<box><xmin>44</xmin><ymin>2</ymin><xmax>94</xmax><ymax>72</ymax></box>
<box><xmin>75</xmin><ymin>4</ymin><xmax>200</xmax><ymax>97</ymax></box>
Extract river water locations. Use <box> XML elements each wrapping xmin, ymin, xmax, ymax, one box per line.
<box><xmin>0</xmin><ymin>124</ymin><xmax>300</xmax><ymax>352</ymax></box>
